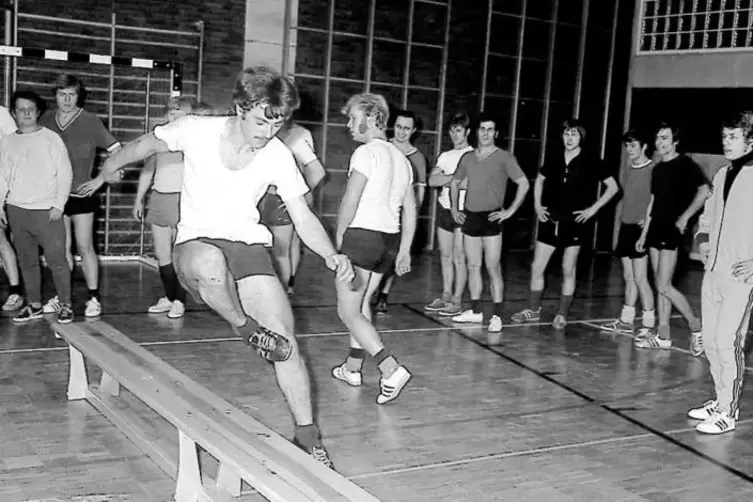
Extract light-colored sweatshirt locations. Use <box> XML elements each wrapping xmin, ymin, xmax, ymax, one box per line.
<box><xmin>0</xmin><ymin>127</ymin><xmax>73</xmax><ymax>211</ymax></box>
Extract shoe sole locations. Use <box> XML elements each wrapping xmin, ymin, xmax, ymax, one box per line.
<box><xmin>438</xmin><ymin>310</ymin><xmax>462</xmax><ymax>317</ymax></box>
<box><xmin>13</xmin><ymin>314</ymin><xmax>43</xmax><ymax>323</ymax></box>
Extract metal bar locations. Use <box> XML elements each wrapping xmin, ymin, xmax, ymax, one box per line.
<box><xmin>116</xmin><ymin>24</ymin><xmax>200</xmax><ymax>37</ymax></box>
<box><xmin>12</xmin><ymin>0</ymin><xmax>17</xmax><ymax>91</ymax></box>
<box><xmin>139</xmin><ymin>71</ymin><xmax>152</xmax><ymax>258</ymax></box>
<box><xmin>415</xmin><ymin>0</ymin><xmax>446</xmax><ymax>6</ymax></box>
<box><xmin>507</xmin><ymin>0</ymin><xmax>527</xmax><ymax>152</ymax></box>
<box><xmin>538</xmin><ymin>0</ymin><xmax>559</xmax><ymax>168</ymax></box>
<box><xmin>572</xmin><ymin>0</ymin><xmax>590</xmax><ymax>117</ymax></box>
<box><xmin>4</xmin><ymin>5</ymin><xmax>11</xmax><ymax>107</ymax></box>
<box><xmin>17</xmin><ymin>66</ymin><xmax>197</xmax><ymax>85</ymax></box>
<box><xmin>105</xmin><ymin>12</ymin><xmax>116</xmax><ymax>256</ymax></box>
<box><xmin>111</xmin><ymin>38</ymin><xmax>198</xmax><ymax>50</ymax></box>
<box><xmin>196</xmin><ymin>21</ymin><xmax>204</xmax><ymax>101</ymax></box>
<box><xmin>409</xmin><ymin>41</ymin><xmax>444</xmax><ymax>49</ymax></box>
<box><xmin>318</xmin><ymin>0</ymin><xmax>336</xmax><ymax>214</ymax></box>
<box><xmin>17</xmin><ymin>28</ymin><xmax>112</xmax><ymax>42</ymax></box>
<box><xmin>401</xmin><ymin>0</ymin><xmax>416</xmax><ymax>108</ymax></box>
<box><xmin>282</xmin><ymin>0</ymin><xmax>292</xmax><ymax>76</ymax></box>
<box><xmin>364</xmin><ymin>0</ymin><xmax>376</xmax><ymax>92</ymax></box>
<box><xmin>17</xmin><ymin>12</ymin><xmax>112</xmax><ymax>28</ymax></box>
<box><xmin>479</xmin><ymin>0</ymin><xmax>493</xmax><ymax>110</ymax></box>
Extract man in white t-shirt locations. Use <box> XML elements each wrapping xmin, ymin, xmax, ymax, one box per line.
<box><xmin>332</xmin><ymin>93</ymin><xmax>416</xmax><ymax>405</ymax></box>
<box><xmin>100</xmin><ymin>66</ymin><xmax>355</xmax><ymax>469</ymax></box>
<box><xmin>0</xmin><ymin>105</ymin><xmax>23</xmax><ymax>312</ymax></box>
<box><xmin>425</xmin><ymin>112</ymin><xmax>473</xmax><ymax>317</ymax></box>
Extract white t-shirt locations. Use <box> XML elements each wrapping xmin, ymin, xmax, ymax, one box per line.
<box><xmin>0</xmin><ymin>107</ymin><xmax>17</xmax><ymax>136</ymax></box>
<box><xmin>279</xmin><ymin>123</ymin><xmax>318</xmax><ymax>169</ymax></box>
<box><xmin>154</xmin><ymin>116</ymin><xmax>309</xmax><ymax>246</ymax></box>
<box><xmin>437</xmin><ymin>146</ymin><xmax>473</xmax><ymax>209</ymax></box>
<box><xmin>348</xmin><ymin>138</ymin><xmax>413</xmax><ymax>234</ymax></box>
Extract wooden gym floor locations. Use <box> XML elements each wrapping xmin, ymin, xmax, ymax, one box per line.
<box><xmin>1</xmin><ymin>251</ymin><xmax>753</xmax><ymax>501</ymax></box>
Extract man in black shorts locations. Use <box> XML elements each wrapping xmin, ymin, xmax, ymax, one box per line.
<box><xmin>449</xmin><ymin>112</ymin><xmax>529</xmax><ymax>333</ymax></box>
<box><xmin>635</xmin><ymin>122</ymin><xmax>709</xmax><ymax>352</ymax></box>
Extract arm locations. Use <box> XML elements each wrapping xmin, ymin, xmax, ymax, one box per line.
<box><xmin>395</xmin><ymin>185</ymin><xmax>417</xmax><ymax>275</ymax></box>
<box><xmin>413</xmin><ymin>154</ymin><xmax>427</xmax><ymax>209</ymax></box>
<box><xmin>102</xmin><ymin>133</ymin><xmax>171</xmax><ymax>181</ymax></box>
<box><xmin>635</xmin><ymin>195</ymin><xmax>654</xmax><ymax>252</ymax></box>
<box><xmin>574</xmin><ymin>176</ymin><xmax>619</xmax><ymax>222</ymax></box>
<box><xmin>428</xmin><ymin>166</ymin><xmax>454</xmax><ymax>187</ymax></box>
<box><xmin>506</xmin><ymin>176</ymin><xmax>530</xmax><ymax>215</ymax></box>
<box><xmin>533</xmin><ymin>174</ymin><xmax>549</xmax><ymax>221</ymax></box>
<box><xmin>52</xmin><ymin>137</ymin><xmax>73</xmax><ymax>214</ymax></box>
<box><xmin>301</xmin><ymin>158</ymin><xmax>326</xmax><ymax>191</ymax></box>
<box><xmin>335</xmin><ymin>171</ymin><xmax>368</xmax><ymax>248</ymax></box>
<box><xmin>0</xmin><ymin>146</ymin><xmax>8</xmax><ymax>226</ymax></box>
<box><xmin>677</xmin><ymin>184</ymin><xmax>711</xmax><ymax>232</ymax></box>
<box><xmin>449</xmin><ymin>176</ymin><xmax>465</xmax><ymax>224</ymax></box>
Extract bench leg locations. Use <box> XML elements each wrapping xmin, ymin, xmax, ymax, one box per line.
<box><xmin>67</xmin><ymin>345</ymin><xmax>89</xmax><ymax>401</ymax></box>
<box><xmin>216</xmin><ymin>463</ymin><xmax>241</xmax><ymax>497</ymax></box>
<box><xmin>175</xmin><ymin>430</ymin><xmax>202</xmax><ymax>502</ymax></box>
<box><xmin>100</xmin><ymin>371</ymin><xmax>121</xmax><ymax>397</ymax></box>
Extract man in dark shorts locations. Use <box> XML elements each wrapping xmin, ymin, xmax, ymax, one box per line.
<box><xmin>511</xmin><ymin>119</ymin><xmax>618</xmax><ymax>329</ymax></box>
<box><xmin>333</xmin><ymin>93</ymin><xmax>416</xmax><ymax>405</ymax></box>
<box><xmin>99</xmin><ymin>66</ymin><xmax>355</xmax><ymax>468</ymax></box>
<box><xmin>449</xmin><ymin>112</ymin><xmax>530</xmax><ymax>333</ymax></box>
<box><xmin>601</xmin><ymin>129</ymin><xmax>656</xmax><ymax>337</ymax></box>
<box><xmin>425</xmin><ymin>112</ymin><xmax>473</xmax><ymax>317</ymax></box>
<box><xmin>635</xmin><ymin>122</ymin><xmax>709</xmax><ymax>352</ymax></box>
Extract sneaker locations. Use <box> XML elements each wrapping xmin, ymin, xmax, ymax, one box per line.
<box><xmin>488</xmin><ymin>315</ymin><xmax>503</xmax><ymax>333</ymax></box>
<box><xmin>425</xmin><ymin>298</ymin><xmax>448</xmax><ymax>312</ymax></box>
<box><xmin>167</xmin><ymin>300</ymin><xmax>185</xmax><ymax>319</ymax></box>
<box><xmin>688</xmin><ymin>400</ymin><xmax>739</xmax><ymax>420</ymax></box>
<box><xmin>601</xmin><ymin>318</ymin><xmax>634</xmax><ymax>334</ymax></box>
<box><xmin>690</xmin><ymin>330</ymin><xmax>704</xmax><ymax>357</ymax></box>
<box><xmin>635</xmin><ymin>327</ymin><xmax>653</xmax><ymax>340</ymax></box>
<box><xmin>245</xmin><ymin>326</ymin><xmax>293</xmax><ymax>362</ymax></box>
<box><xmin>511</xmin><ymin>308</ymin><xmax>541</xmax><ymax>323</ymax></box>
<box><xmin>451</xmin><ymin>309</ymin><xmax>483</xmax><ymax>323</ymax></box>
<box><xmin>2</xmin><ymin>293</ymin><xmax>23</xmax><ymax>311</ymax></box>
<box><xmin>292</xmin><ymin>439</ymin><xmax>334</xmax><ymax>469</ymax></box>
<box><xmin>331</xmin><ymin>363</ymin><xmax>362</xmax><ymax>387</ymax></box>
<box><xmin>85</xmin><ymin>297</ymin><xmax>102</xmax><ymax>317</ymax></box>
<box><xmin>376</xmin><ymin>366</ymin><xmax>411</xmax><ymax>405</ymax></box>
<box><xmin>57</xmin><ymin>304</ymin><xmax>74</xmax><ymax>324</ymax></box>
<box><xmin>696</xmin><ymin>411</ymin><xmax>736</xmax><ymax>435</ymax></box>
<box><xmin>438</xmin><ymin>302</ymin><xmax>462</xmax><ymax>317</ymax></box>
<box><xmin>552</xmin><ymin>314</ymin><xmax>567</xmax><ymax>330</ymax></box>
<box><xmin>634</xmin><ymin>334</ymin><xmax>672</xmax><ymax>349</ymax></box>
<box><xmin>42</xmin><ymin>296</ymin><xmax>61</xmax><ymax>314</ymax></box>
<box><xmin>375</xmin><ymin>297</ymin><xmax>388</xmax><ymax>313</ymax></box>
<box><xmin>148</xmin><ymin>297</ymin><xmax>173</xmax><ymax>314</ymax></box>
<box><xmin>13</xmin><ymin>305</ymin><xmax>43</xmax><ymax>323</ymax></box>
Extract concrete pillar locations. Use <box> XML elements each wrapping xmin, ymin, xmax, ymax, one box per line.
<box><xmin>243</xmin><ymin>0</ymin><xmax>297</xmax><ymax>75</ymax></box>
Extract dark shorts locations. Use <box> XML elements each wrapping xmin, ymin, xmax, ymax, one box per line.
<box><xmin>615</xmin><ymin>223</ymin><xmax>647</xmax><ymax>259</ymax></box>
<box><xmin>340</xmin><ymin>228</ymin><xmax>400</xmax><ymax>274</ymax></box>
<box><xmin>145</xmin><ymin>191</ymin><xmax>180</xmax><ymax>227</ymax></box>
<box><xmin>646</xmin><ymin>219</ymin><xmax>683</xmax><ymax>251</ymax></box>
<box><xmin>537</xmin><ymin>218</ymin><xmax>589</xmax><ymax>248</ymax></box>
<box><xmin>174</xmin><ymin>238</ymin><xmax>276</xmax><ymax>282</ymax></box>
<box><xmin>462</xmin><ymin>210</ymin><xmax>503</xmax><ymax>238</ymax></box>
<box><xmin>259</xmin><ymin>193</ymin><xmax>292</xmax><ymax>227</ymax></box>
<box><xmin>64</xmin><ymin>195</ymin><xmax>99</xmax><ymax>216</ymax></box>
<box><xmin>436</xmin><ymin>205</ymin><xmax>460</xmax><ymax>232</ymax></box>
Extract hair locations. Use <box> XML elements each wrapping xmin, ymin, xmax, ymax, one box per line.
<box><xmin>721</xmin><ymin>111</ymin><xmax>753</xmax><ymax>142</ymax></box>
<box><xmin>448</xmin><ymin>112</ymin><xmax>471</xmax><ymax>131</ymax></box>
<box><xmin>561</xmin><ymin>118</ymin><xmax>587</xmax><ymax>142</ymax></box>
<box><xmin>394</xmin><ymin>109</ymin><xmax>419</xmax><ymax>128</ymax></box>
<box><xmin>232</xmin><ymin>66</ymin><xmax>299</xmax><ymax>120</ymax></box>
<box><xmin>476</xmin><ymin>111</ymin><xmax>499</xmax><ymax>130</ymax></box>
<box><xmin>11</xmin><ymin>89</ymin><xmax>47</xmax><ymax>116</ymax></box>
<box><xmin>656</xmin><ymin>121</ymin><xmax>680</xmax><ymax>144</ymax></box>
<box><xmin>622</xmin><ymin>128</ymin><xmax>649</xmax><ymax>147</ymax></box>
<box><xmin>341</xmin><ymin>93</ymin><xmax>390</xmax><ymax>130</ymax></box>
<box><xmin>53</xmin><ymin>74</ymin><xmax>86</xmax><ymax>106</ymax></box>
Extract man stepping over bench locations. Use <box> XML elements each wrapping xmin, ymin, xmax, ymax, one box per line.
<box><xmin>98</xmin><ymin>66</ymin><xmax>355</xmax><ymax>468</ymax></box>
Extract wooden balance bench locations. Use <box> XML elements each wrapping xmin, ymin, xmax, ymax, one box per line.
<box><xmin>49</xmin><ymin>320</ymin><xmax>380</xmax><ymax>502</ymax></box>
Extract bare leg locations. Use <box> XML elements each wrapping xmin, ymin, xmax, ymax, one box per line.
<box><xmin>632</xmin><ymin>256</ymin><xmax>655</xmax><ymax>312</ymax></box>
<box><xmin>337</xmin><ymin>266</ymin><xmax>386</xmax><ymax>356</ymax></box>
<box><xmin>63</xmin><ymin>215</ymin><xmax>74</xmax><ymax>271</ymax></box>
<box><xmin>0</xmin><ymin>230</ymin><xmax>20</xmax><ymax>286</ymax></box>
<box><xmin>290</xmin><ymin>231</ymin><xmax>303</xmax><ymax>283</ymax></box>
<box><xmin>482</xmin><ymin>235</ymin><xmax>503</xmax><ymax>303</ymax></box>
<box><xmin>451</xmin><ymin>227</ymin><xmax>467</xmax><ymax>303</ymax></box>
<box><xmin>464</xmin><ymin>235</ymin><xmax>483</xmax><ymax>303</ymax></box>
<box><xmin>270</xmin><ymin>224</ymin><xmax>295</xmax><ymax>288</ymax></box>
<box><xmin>621</xmin><ymin>257</ymin><xmax>637</xmax><ymax>307</ymax></box>
<box><xmin>71</xmin><ymin>213</ymin><xmax>99</xmax><ymax>291</ymax></box>
<box><xmin>655</xmin><ymin>248</ymin><xmax>700</xmax><ymax>335</ymax></box>
<box><xmin>436</xmin><ymin>227</ymin><xmax>454</xmax><ymax>300</ymax></box>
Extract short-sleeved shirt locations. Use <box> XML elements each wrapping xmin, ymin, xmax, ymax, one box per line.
<box><xmin>279</xmin><ymin>124</ymin><xmax>318</xmax><ymax>169</ymax></box>
<box><xmin>453</xmin><ymin>148</ymin><xmax>524</xmax><ymax>213</ymax></box>
<box><xmin>437</xmin><ymin>146</ymin><xmax>473</xmax><ymax>209</ymax></box>
<box><xmin>0</xmin><ymin>107</ymin><xmax>16</xmax><ymax>136</ymax></box>
<box><xmin>620</xmin><ymin>158</ymin><xmax>655</xmax><ymax>224</ymax></box>
<box><xmin>540</xmin><ymin>151</ymin><xmax>611</xmax><ymax>220</ymax></box>
<box><xmin>406</xmin><ymin>149</ymin><xmax>428</xmax><ymax>187</ymax></box>
<box><xmin>650</xmin><ymin>154</ymin><xmax>708</xmax><ymax>224</ymax></box>
<box><xmin>40</xmin><ymin>109</ymin><xmax>119</xmax><ymax>194</ymax></box>
<box><xmin>154</xmin><ymin>116</ymin><xmax>309</xmax><ymax>246</ymax></box>
<box><xmin>348</xmin><ymin>138</ymin><xmax>413</xmax><ymax>234</ymax></box>
<box><xmin>151</xmin><ymin>152</ymin><xmax>184</xmax><ymax>193</ymax></box>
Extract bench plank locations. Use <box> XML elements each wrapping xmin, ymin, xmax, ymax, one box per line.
<box><xmin>51</xmin><ymin>321</ymin><xmax>311</xmax><ymax>502</ymax></box>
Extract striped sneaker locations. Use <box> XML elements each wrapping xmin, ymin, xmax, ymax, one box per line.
<box><xmin>511</xmin><ymin>308</ymin><xmax>541</xmax><ymax>323</ymax></box>
<box><xmin>688</xmin><ymin>400</ymin><xmax>739</xmax><ymax>420</ymax></box>
<box><xmin>424</xmin><ymin>298</ymin><xmax>448</xmax><ymax>312</ymax></box>
<box><xmin>376</xmin><ymin>366</ymin><xmax>411</xmax><ymax>405</ymax></box>
<box><xmin>331</xmin><ymin>363</ymin><xmax>362</xmax><ymax>387</ymax></box>
<box><xmin>292</xmin><ymin>439</ymin><xmax>334</xmax><ymax>470</ymax></box>
<box><xmin>690</xmin><ymin>330</ymin><xmax>704</xmax><ymax>357</ymax></box>
<box><xmin>696</xmin><ymin>411</ymin><xmax>735</xmax><ymax>435</ymax></box>
<box><xmin>634</xmin><ymin>334</ymin><xmax>671</xmax><ymax>349</ymax></box>
<box><xmin>601</xmin><ymin>318</ymin><xmax>634</xmax><ymax>334</ymax></box>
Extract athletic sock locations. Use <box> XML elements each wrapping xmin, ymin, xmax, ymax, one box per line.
<box><xmin>88</xmin><ymin>288</ymin><xmax>100</xmax><ymax>300</ymax></box>
<box><xmin>642</xmin><ymin>309</ymin><xmax>656</xmax><ymax>328</ymax></box>
<box><xmin>8</xmin><ymin>284</ymin><xmax>21</xmax><ymax>296</ymax></box>
<box><xmin>471</xmin><ymin>299</ymin><xmax>481</xmax><ymax>312</ymax></box>
<box><xmin>441</xmin><ymin>291</ymin><xmax>452</xmax><ymax>303</ymax></box>
<box><xmin>233</xmin><ymin>317</ymin><xmax>261</xmax><ymax>342</ymax></box>
<box><xmin>657</xmin><ymin>324</ymin><xmax>670</xmax><ymax>340</ymax></box>
<box><xmin>288</xmin><ymin>275</ymin><xmax>296</xmax><ymax>289</ymax></box>
<box><xmin>557</xmin><ymin>295</ymin><xmax>573</xmax><ymax>317</ymax></box>
<box><xmin>493</xmin><ymin>302</ymin><xmax>504</xmax><ymax>318</ymax></box>
<box><xmin>530</xmin><ymin>289</ymin><xmax>543</xmax><ymax>311</ymax></box>
<box><xmin>159</xmin><ymin>264</ymin><xmax>177</xmax><ymax>301</ymax></box>
<box><xmin>345</xmin><ymin>347</ymin><xmax>365</xmax><ymax>372</ymax></box>
<box><xmin>294</xmin><ymin>423</ymin><xmax>321</xmax><ymax>448</ymax></box>
<box><xmin>688</xmin><ymin>317</ymin><xmax>702</xmax><ymax>333</ymax></box>
<box><xmin>375</xmin><ymin>348</ymin><xmax>398</xmax><ymax>378</ymax></box>
<box><xmin>620</xmin><ymin>304</ymin><xmax>636</xmax><ymax>323</ymax></box>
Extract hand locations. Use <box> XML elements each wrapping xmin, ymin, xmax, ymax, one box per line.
<box><xmin>49</xmin><ymin>207</ymin><xmax>63</xmax><ymax>221</ymax></box>
<box><xmin>325</xmin><ymin>253</ymin><xmax>355</xmax><ymax>284</ymax></box>
<box><xmin>488</xmin><ymin>209</ymin><xmax>513</xmax><ymax>222</ymax></box>
<box><xmin>635</xmin><ymin>233</ymin><xmax>647</xmax><ymax>254</ymax></box>
<box><xmin>698</xmin><ymin>241</ymin><xmax>710</xmax><ymax>264</ymax></box>
<box><xmin>77</xmin><ymin>176</ymin><xmax>105</xmax><ymax>197</ymax></box>
<box><xmin>535</xmin><ymin>204</ymin><xmax>549</xmax><ymax>222</ymax></box>
<box><xmin>675</xmin><ymin>215</ymin><xmax>689</xmax><ymax>233</ymax></box>
<box><xmin>452</xmin><ymin>209</ymin><xmax>466</xmax><ymax>225</ymax></box>
<box><xmin>573</xmin><ymin>206</ymin><xmax>597</xmax><ymax>223</ymax></box>
<box><xmin>132</xmin><ymin>200</ymin><xmax>143</xmax><ymax>220</ymax></box>
<box><xmin>395</xmin><ymin>249</ymin><xmax>411</xmax><ymax>276</ymax></box>
<box><xmin>732</xmin><ymin>259</ymin><xmax>753</xmax><ymax>282</ymax></box>
<box><xmin>0</xmin><ymin>209</ymin><xmax>6</xmax><ymax>228</ymax></box>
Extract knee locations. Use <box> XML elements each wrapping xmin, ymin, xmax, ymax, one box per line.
<box><xmin>484</xmin><ymin>259</ymin><xmax>502</xmax><ymax>276</ymax></box>
<box><xmin>75</xmin><ymin>237</ymin><xmax>96</xmax><ymax>256</ymax></box>
<box><xmin>466</xmin><ymin>261</ymin><xmax>482</xmax><ymax>273</ymax></box>
<box><xmin>562</xmin><ymin>263</ymin><xmax>577</xmax><ymax>279</ymax></box>
<box><xmin>656</xmin><ymin>282</ymin><xmax>672</xmax><ymax>297</ymax></box>
<box><xmin>440</xmin><ymin>248</ymin><xmax>453</xmax><ymax>262</ymax></box>
<box><xmin>622</xmin><ymin>268</ymin><xmax>635</xmax><ymax>285</ymax></box>
<box><xmin>181</xmin><ymin>246</ymin><xmax>228</xmax><ymax>287</ymax></box>
<box><xmin>453</xmin><ymin>252</ymin><xmax>466</xmax><ymax>267</ymax></box>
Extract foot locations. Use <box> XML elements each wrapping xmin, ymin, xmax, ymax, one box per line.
<box><xmin>688</xmin><ymin>399</ymin><xmax>739</xmax><ymax>420</ymax></box>
<box><xmin>376</xmin><ymin>366</ymin><xmax>411</xmax><ymax>405</ymax></box>
<box><xmin>2</xmin><ymin>293</ymin><xmax>23</xmax><ymax>311</ymax></box>
<box><xmin>167</xmin><ymin>300</ymin><xmax>185</xmax><ymax>319</ymax></box>
<box><xmin>488</xmin><ymin>315</ymin><xmax>503</xmax><ymax>333</ymax></box>
<box><xmin>148</xmin><ymin>297</ymin><xmax>173</xmax><ymax>314</ymax></box>
<box><xmin>13</xmin><ymin>304</ymin><xmax>44</xmax><ymax>323</ymax></box>
<box><xmin>552</xmin><ymin>314</ymin><xmax>567</xmax><ymax>330</ymax></box>
<box><xmin>635</xmin><ymin>327</ymin><xmax>653</xmax><ymax>340</ymax></box>
<box><xmin>292</xmin><ymin>439</ymin><xmax>334</xmax><ymax>469</ymax></box>
<box><xmin>424</xmin><ymin>298</ymin><xmax>448</xmax><ymax>312</ymax></box>
<box><xmin>57</xmin><ymin>304</ymin><xmax>74</xmax><ymax>324</ymax></box>
<box><xmin>601</xmin><ymin>318</ymin><xmax>634</xmax><ymax>334</ymax></box>
<box><xmin>331</xmin><ymin>363</ymin><xmax>363</xmax><ymax>387</ymax></box>
<box><xmin>85</xmin><ymin>297</ymin><xmax>102</xmax><ymax>317</ymax></box>
<box><xmin>438</xmin><ymin>302</ymin><xmax>462</xmax><ymax>317</ymax></box>
<box><xmin>696</xmin><ymin>411</ymin><xmax>735</xmax><ymax>435</ymax></box>
<box><xmin>42</xmin><ymin>296</ymin><xmax>61</xmax><ymax>314</ymax></box>
<box><xmin>690</xmin><ymin>330</ymin><xmax>704</xmax><ymax>357</ymax></box>
<box><xmin>633</xmin><ymin>334</ymin><xmax>671</xmax><ymax>349</ymax></box>
<box><xmin>242</xmin><ymin>325</ymin><xmax>293</xmax><ymax>362</ymax></box>
<box><xmin>375</xmin><ymin>297</ymin><xmax>388</xmax><ymax>313</ymax></box>
<box><xmin>511</xmin><ymin>308</ymin><xmax>541</xmax><ymax>323</ymax></box>
<box><xmin>451</xmin><ymin>309</ymin><xmax>483</xmax><ymax>323</ymax></box>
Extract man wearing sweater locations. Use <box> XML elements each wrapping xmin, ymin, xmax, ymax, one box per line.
<box><xmin>688</xmin><ymin>111</ymin><xmax>753</xmax><ymax>435</ymax></box>
<box><xmin>0</xmin><ymin>90</ymin><xmax>73</xmax><ymax>324</ymax></box>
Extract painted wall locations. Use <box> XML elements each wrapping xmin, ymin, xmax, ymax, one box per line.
<box><xmin>632</xmin><ymin>52</ymin><xmax>753</xmax><ymax>89</ymax></box>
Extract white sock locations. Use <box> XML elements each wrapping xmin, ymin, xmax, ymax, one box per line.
<box><xmin>620</xmin><ymin>304</ymin><xmax>636</xmax><ymax>323</ymax></box>
<box><xmin>642</xmin><ymin>309</ymin><xmax>656</xmax><ymax>328</ymax></box>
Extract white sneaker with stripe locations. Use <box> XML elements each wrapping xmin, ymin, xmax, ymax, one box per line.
<box><xmin>696</xmin><ymin>411</ymin><xmax>735</xmax><ymax>435</ymax></box>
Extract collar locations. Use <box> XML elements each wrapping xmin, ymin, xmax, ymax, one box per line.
<box><xmin>730</xmin><ymin>149</ymin><xmax>753</xmax><ymax>170</ymax></box>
